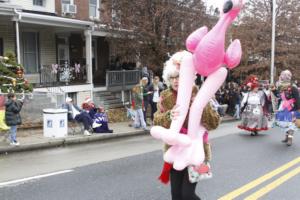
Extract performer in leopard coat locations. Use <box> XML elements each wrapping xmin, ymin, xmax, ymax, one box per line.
<box><xmin>154</xmin><ymin>51</ymin><xmax>220</xmax><ymax>200</ymax></box>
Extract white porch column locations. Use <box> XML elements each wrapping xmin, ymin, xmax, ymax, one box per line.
<box><xmin>15</xmin><ymin>20</ymin><xmax>21</xmax><ymax>64</ymax></box>
<box><xmin>84</xmin><ymin>29</ymin><xmax>93</xmax><ymax>84</ymax></box>
<box><xmin>84</xmin><ymin>29</ymin><xmax>93</xmax><ymax>99</ymax></box>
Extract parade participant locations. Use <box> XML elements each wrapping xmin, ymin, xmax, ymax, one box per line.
<box><xmin>151</xmin><ymin>0</ymin><xmax>244</xmax><ymax>170</ymax></box>
<box><xmin>238</xmin><ymin>75</ymin><xmax>268</xmax><ymax>136</ymax></box>
<box><xmin>274</xmin><ymin>70</ymin><xmax>300</xmax><ymax>146</ymax></box>
<box><xmin>154</xmin><ymin>51</ymin><xmax>220</xmax><ymax>200</ymax></box>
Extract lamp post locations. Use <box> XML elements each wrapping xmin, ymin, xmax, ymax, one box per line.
<box><xmin>270</xmin><ymin>0</ymin><xmax>276</xmax><ymax>84</ymax></box>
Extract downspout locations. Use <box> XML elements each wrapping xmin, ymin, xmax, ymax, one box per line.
<box><xmin>13</xmin><ymin>9</ymin><xmax>21</xmax><ymax>64</ymax></box>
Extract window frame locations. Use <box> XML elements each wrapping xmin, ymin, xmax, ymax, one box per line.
<box><xmin>22</xmin><ymin>32</ymin><xmax>40</xmax><ymax>74</ymax></box>
<box><xmin>89</xmin><ymin>0</ymin><xmax>99</xmax><ymax>18</ymax></box>
<box><xmin>33</xmin><ymin>0</ymin><xmax>44</xmax><ymax>6</ymax></box>
<box><xmin>62</xmin><ymin>0</ymin><xmax>74</xmax><ymax>4</ymax></box>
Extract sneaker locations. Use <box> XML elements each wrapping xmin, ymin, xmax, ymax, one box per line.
<box><xmin>92</xmin><ymin>122</ymin><xmax>102</xmax><ymax>128</ymax></box>
<box><xmin>84</xmin><ymin>130</ymin><xmax>92</xmax><ymax>136</ymax></box>
<box><xmin>107</xmin><ymin>129</ymin><xmax>113</xmax><ymax>133</ymax></box>
<box><xmin>143</xmin><ymin>127</ymin><xmax>150</xmax><ymax>131</ymax></box>
<box><xmin>287</xmin><ymin>135</ymin><xmax>293</xmax><ymax>146</ymax></box>
<box><xmin>10</xmin><ymin>141</ymin><xmax>20</xmax><ymax>146</ymax></box>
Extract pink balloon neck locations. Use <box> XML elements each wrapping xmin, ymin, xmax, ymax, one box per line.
<box><xmin>212</xmin><ymin>9</ymin><xmax>240</xmax><ymax>34</ymax></box>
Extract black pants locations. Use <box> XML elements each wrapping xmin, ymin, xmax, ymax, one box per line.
<box><xmin>143</xmin><ymin>100</ymin><xmax>149</xmax><ymax>123</ymax></box>
<box><xmin>150</xmin><ymin>101</ymin><xmax>157</xmax><ymax>121</ymax></box>
<box><xmin>170</xmin><ymin>168</ymin><xmax>201</xmax><ymax>200</ymax></box>
<box><xmin>75</xmin><ymin>112</ymin><xmax>93</xmax><ymax>130</ymax></box>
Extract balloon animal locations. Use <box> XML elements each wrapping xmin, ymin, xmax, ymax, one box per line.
<box><xmin>151</xmin><ymin>0</ymin><xmax>244</xmax><ymax>170</ymax></box>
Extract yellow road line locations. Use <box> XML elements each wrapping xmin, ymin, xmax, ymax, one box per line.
<box><xmin>244</xmin><ymin>166</ymin><xmax>300</xmax><ymax>200</ymax></box>
<box><xmin>218</xmin><ymin>157</ymin><xmax>300</xmax><ymax>200</ymax></box>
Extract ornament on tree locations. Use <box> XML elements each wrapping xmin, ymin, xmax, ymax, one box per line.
<box><xmin>12</xmin><ymin>78</ymin><xmax>16</xmax><ymax>86</ymax></box>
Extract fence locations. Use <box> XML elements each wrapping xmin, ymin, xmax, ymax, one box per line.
<box><xmin>0</xmin><ymin>92</ymin><xmax>64</xmax><ymax>125</ymax></box>
<box><xmin>106</xmin><ymin>70</ymin><xmax>142</xmax><ymax>89</ymax></box>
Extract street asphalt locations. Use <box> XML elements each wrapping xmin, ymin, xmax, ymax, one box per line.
<box><xmin>1</xmin><ymin>123</ymin><xmax>300</xmax><ymax>200</ymax></box>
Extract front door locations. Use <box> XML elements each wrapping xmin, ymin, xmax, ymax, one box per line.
<box><xmin>58</xmin><ymin>44</ymin><xmax>69</xmax><ymax>65</ymax></box>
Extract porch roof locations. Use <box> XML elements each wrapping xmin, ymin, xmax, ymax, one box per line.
<box><xmin>14</xmin><ymin>11</ymin><xmax>94</xmax><ymax>30</ymax></box>
<box><xmin>0</xmin><ymin>4</ymin><xmax>22</xmax><ymax>16</ymax></box>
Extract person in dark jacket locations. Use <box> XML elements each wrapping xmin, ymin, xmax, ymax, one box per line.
<box><xmin>147</xmin><ymin>76</ymin><xmax>164</xmax><ymax>125</ymax></box>
<box><xmin>5</xmin><ymin>93</ymin><xmax>23</xmax><ymax>146</ymax></box>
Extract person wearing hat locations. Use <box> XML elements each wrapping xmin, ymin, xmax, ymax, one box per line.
<box><xmin>274</xmin><ymin>70</ymin><xmax>300</xmax><ymax>146</ymax></box>
<box><xmin>238</xmin><ymin>75</ymin><xmax>268</xmax><ymax>136</ymax></box>
<box><xmin>82</xmin><ymin>96</ymin><xmax>98</xmax><ymax>118</ymax></box>
<box><xmin>63</xmin><ymin>97</ymin><xmax>100</xmax><ymax>136</ymax></box>
<box><xmin>82</xmin><ymin>96</ymin><xmax>113</xmax><ymax>133</ymax></box>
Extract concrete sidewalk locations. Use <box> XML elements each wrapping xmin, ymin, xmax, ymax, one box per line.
<box><xmin>0</xmin><ymin>122</ymin><xmax>149</xmax><ymax>154</ymax></box>
<box><xmin>0</xmin><ymin>116</ymin><xmax>237</xmax><ymax>154</ymax></box>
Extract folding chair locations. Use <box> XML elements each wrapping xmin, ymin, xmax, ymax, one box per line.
<box><xmin>68</xmin><ymin>120</ymin><xmax>84</xmax><ymax>135</ymax></box>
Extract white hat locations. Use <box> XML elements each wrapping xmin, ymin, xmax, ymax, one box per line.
<box><xmin>66</xmin><ymin>97</ymin><xmax>72</xmax><ymax>102</ymax></box>
<box><xmin>84</xmin><ymin>96</ymin><xmax>92</xmax><ymax>103</ymax></box>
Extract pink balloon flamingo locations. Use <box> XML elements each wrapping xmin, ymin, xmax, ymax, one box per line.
<box><xmin>151</xmin><ymin>0</ymin><xmax>244</xmax><ymax>170</ymax></box>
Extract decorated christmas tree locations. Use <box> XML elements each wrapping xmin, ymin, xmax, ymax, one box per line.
<box><xmin>0</xmin><ymin>52</ymin><xmax>32</xmax><ymax>93</ymax></box>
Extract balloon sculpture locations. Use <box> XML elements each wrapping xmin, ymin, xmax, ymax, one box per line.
<box><xmin>151</xmin><ymin>0</ymin><xmax>244</xmax><ymax>170</ymax></box>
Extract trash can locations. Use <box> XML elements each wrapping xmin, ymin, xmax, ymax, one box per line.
<box><xmin>43</xmin><ymin>109</ymin><xmax>68</xmax><ymax>138</ymax></box>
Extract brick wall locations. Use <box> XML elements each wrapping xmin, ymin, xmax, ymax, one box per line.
<box><xmin>55</xmin><ymin>0</ymin><xmax>90</xmax><ymax>21</ymax></box>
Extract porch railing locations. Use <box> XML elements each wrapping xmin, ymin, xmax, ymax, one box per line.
<box><xmin>106</xmin><ymin>70</ymin><xmax>142</xmax><ymax>89</ymax></box>
<box><xmin>39</xmin><ymin>63</ymin><xmax>87</xmax><ymax>88</ymax></box>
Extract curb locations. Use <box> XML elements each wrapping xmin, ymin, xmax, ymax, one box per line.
<box><xmin>0</xmin><ymin>130</ymin><xmax>149</xmax><ymax>154</ymax></box>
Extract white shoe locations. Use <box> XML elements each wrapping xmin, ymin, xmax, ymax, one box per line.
<box><xmin>92</xmin><ymin>122</ymin><xmax>102</xmax><ymax>128</ymax></box>
<box><xmin>10</xmin><ymin>141</ymin><xmax>20</xmax><ymax>146</ymax></box>
<box><xmin>84</xmin><ymin>130</ymin><xmax>91</xmax><ymax>136</ymax></box>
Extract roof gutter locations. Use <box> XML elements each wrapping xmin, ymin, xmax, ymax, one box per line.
<box><xmin>13</xmin><ymin>11</ymin><xmax>93</xmax><ymax>30</ymax></box>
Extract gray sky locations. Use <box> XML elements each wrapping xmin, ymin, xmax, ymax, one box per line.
<box><xmin>204</xmin><ymin>0</ymin><xmax>248</xmax><ymax>10</ymax></box>
<box><xmin>204</xmin><ymin>0</ymin><xmax>224</xmax><ymax>9</ymax></box>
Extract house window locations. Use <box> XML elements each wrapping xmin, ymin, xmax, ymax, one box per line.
<box><xmin>62</xmin><ymin>0</ymin><xmax>74</xmax><ymax>4</ymax></box>
<box><xmin>89</xmin><ymin>0</ymin><xmax>98</xmax><ymax>17</ymax></box>
<box><xmin>22</xmin><ymin>32</ymin><xmax>39</xmax><ymax>74</ymax></box>
<box><xmin>33</xmin><ymin>0</ymin><xmax>44</xmax><ymax>6</ymax></box>
<box><xmin>0</xmin><ymin>38</ymin><xmax>3</xmax><ymax>56</ymax></box>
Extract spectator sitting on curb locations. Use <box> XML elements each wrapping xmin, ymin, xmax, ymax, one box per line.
<box><xmin>93</xmin><ymin>106</ymin><xmax>113</xmax><ymax>133</ymax></box>
<box><xmin>62</xmin><ymin>97</ymin><xmax>100</xmax><ymax>136</ymax></box>
<box><xmin>82</xmin><ymin>96</ymin><xmax>98</xmax><ymax>118</ymax></box>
